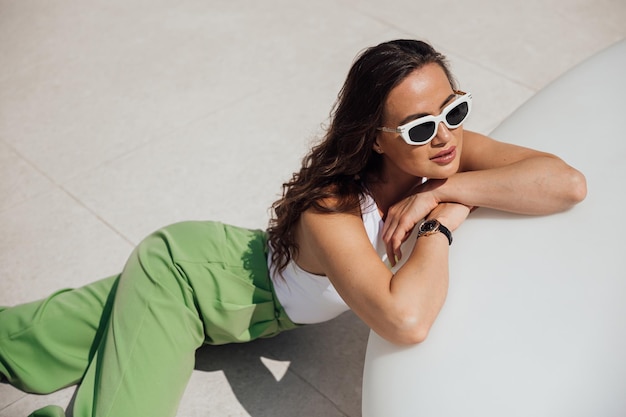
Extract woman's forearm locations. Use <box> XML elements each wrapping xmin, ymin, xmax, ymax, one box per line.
<box><xmin>434</xmin><ymin>156</ymin><xmax>587</xmax><ymax>215</ymax></box>
<box><xmin>388</xmin><ymin>232</ymin><xmax>450</xmax><ymax>345</ymax></box>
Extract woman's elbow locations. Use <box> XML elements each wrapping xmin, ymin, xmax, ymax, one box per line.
<box><xmin>564</xmin><ymin>167</ymin><xmax>587</xmax><ymax>206</ymax></box>
<box><xmin>387</xmin><ymin>313</ymin><xmax>433</xmax><ymax>345</ymax></box>
<box><xmin>400</xmin><ymin>325</ymin><xmax>431</xmax><ymax>345</ymax></box>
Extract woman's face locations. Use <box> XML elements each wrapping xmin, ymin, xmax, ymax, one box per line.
<box><xmin>376</xmin><ymin>63</ymin><xmax>464</xmax><ymax>182</ymax></box>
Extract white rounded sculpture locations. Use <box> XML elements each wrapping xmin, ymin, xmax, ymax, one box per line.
<box><xmin>362</xmin><ymin>39</ymin><xmax>626</xmax><ymax>417</ymax></box>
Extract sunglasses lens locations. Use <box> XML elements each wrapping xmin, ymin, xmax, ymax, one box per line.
<box><xmin>445</xmin><ymin>101</ymin><xmax>469</xmax><ymax>127</ymax></box>
<box><xmin>408</xmin><ymin>121</ymin><xmax>436</xmax><ymax>143</ymax></box>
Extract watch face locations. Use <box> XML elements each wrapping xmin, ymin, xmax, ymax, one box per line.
<box><xmin>421</xmin><ymin>220</ymin><xmax>439</xmax><ymax>233</ymax></box>
<box><xmin>418</xmin><ymin>219</ymin><xmax>451</xmax><ymax>245</ymax></box>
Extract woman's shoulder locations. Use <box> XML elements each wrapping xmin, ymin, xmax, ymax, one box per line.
<box><xmin>306</xmin><ymin>182</ymin><xmax>367</xmax><ymax>214</ymax></box>
<box><xmin>298</xmin><ymin>191</ymin><xmax>380</xmax><ymax>255</ymax></box>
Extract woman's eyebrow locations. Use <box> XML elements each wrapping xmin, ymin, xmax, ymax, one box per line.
<box><xmin>397</xmin><ymin>93</ymin><xmax>457</xmax><ymax>126</ymax></box>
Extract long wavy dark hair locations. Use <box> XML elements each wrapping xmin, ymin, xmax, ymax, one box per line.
<box><xmin>267</xmin><ymin>39</ymin><xmax>456</xmax><ymax>274</ymax></box>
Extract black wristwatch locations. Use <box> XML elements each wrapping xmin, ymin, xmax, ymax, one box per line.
<box><xmin>417</xmin><ymin>219</ymin><xmax>453</xmax><ymax>245</ymax></box>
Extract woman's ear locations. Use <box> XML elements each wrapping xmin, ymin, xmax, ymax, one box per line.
<box><xmin>373</xmin><ymin>140</ymin><xmax>384</xmax><ymax>154</ymax></box>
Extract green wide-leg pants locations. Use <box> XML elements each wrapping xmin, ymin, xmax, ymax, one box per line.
<box><xmin>0</xmin><ymin>221</ymin><xmax>297</xmax><ymax>417</ymax></box>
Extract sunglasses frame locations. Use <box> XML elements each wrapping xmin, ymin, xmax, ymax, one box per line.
<box><xmin>378</xmin><ymin>90</ymin><xmax>472</xmax><ymax>145</ymax></box>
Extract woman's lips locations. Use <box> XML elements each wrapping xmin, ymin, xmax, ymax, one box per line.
<box><xmin>430</xmin><ymin>146</ymin><xmax>457</xmax><ymax>165</ymax></box>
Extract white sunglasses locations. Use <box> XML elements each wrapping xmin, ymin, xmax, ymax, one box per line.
<box><xmin>378</xmin><ymin>91</ymin><xmax>472</xmax><ymax>145</ymax></box>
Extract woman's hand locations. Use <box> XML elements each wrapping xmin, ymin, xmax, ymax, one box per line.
<box><xmin>381</xmin><ymin>179</ymin><xmax>446</xmax><ymax>264</ymax></box>
<box><xmin>381</xmin><ymin>193</ymin><xmax>436</xmax><ymax>264</ymax></box>
<box><xmin>383</xmin><ymin>195</ymin><xmax>471</xmax><ymax>266</ymax></box>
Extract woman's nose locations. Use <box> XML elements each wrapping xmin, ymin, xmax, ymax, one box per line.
<box><xmin>431</xmin><ymin>122</ymin><xmax>453</xmax><ymax>146</ymax></box>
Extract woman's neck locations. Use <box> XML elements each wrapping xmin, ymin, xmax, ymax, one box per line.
<box><xmin>366</xmin><ymin>173</ymin><xmax>422</xmax><ymax>219</ymax></box>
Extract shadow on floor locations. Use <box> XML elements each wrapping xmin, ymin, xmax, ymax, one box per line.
<box><xmin>194</xmin><ymin>311</ymin><xmax>369</xmax><ymax>417</ymax></box>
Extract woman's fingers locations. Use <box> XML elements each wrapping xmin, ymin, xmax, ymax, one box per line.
<box><xmin>382</xmin><ymin>200</ymin><xmax>420</xmax><ymax>266</ymax></box>
<box><xmin>382</xmin><ymin>193</ymin><xmax>437</xmax><ymax>260</ymax></box>
<box><xmin>383</xmin><ymin>201</ymin><xmax>471</xmax><ymax>267</ymax></box>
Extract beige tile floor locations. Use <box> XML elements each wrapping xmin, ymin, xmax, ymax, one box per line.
<box><xmin>1</xmin><ymin>1</ymin><xmax>624</xmax><ymax>416</ymax></box>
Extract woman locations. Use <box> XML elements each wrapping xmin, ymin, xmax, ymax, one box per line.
<box><xmin>0</xmin><ymin>40</ymin><xmax>586</xmax><ymax>417</ymax></box>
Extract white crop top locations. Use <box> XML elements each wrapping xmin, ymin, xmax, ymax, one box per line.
<box><xmin>268</xmin><ymin>193</ymin><xmax>419</xmax><ymax>324</ymax></box>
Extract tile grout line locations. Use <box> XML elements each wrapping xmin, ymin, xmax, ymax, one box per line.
<box><xmin>338</xmin><ymin>1</ymin><xmax>542</xmax><ymax>94</ymax></box>
<box><xmin>0</xmin><ymin>140</ymin><xmax>61</xmax><ymax>215</ymax></box>
<box><xmin>58</xmin><ymin>185</ymin><xmax>137</xmax><ymax>247</ymax></box>
<box><xmin>0</xmin><ymin>139</ymin><xmax>136</xmax><ymax>247</ymax></box>
<box><xmin>0</xmin><ymin>392</ymin><xmax>28</xmax><ymax>413</ymax></box>
<box><xmin>284</xmin><ymin>367</ymin><xmax>353</xmax><ymax>417</ymax></box>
